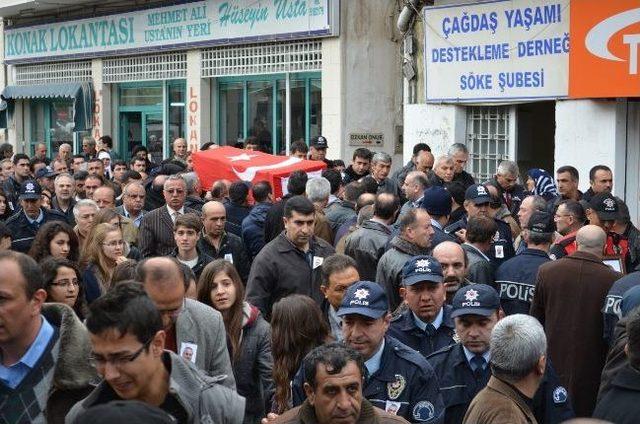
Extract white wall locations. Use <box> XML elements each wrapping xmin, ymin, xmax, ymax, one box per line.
<box><xmin>403</xmin><ymin>103</ymin><xmax>467</xmax><ymax>162</ymax></box>
<box><xmin>554</xmin><ymin>99</ymin><xmax>627</xmax><ymax>195</ymax></box>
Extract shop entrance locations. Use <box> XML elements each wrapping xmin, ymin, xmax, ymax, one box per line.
<box><xmin>117</xmin><ymin>81</ymin><xmax>186</xmax><ymax>162</ymax></box>
<box><xmin>120</xmin><ymin>111</ymin><xmax>163</xmax><ymax>164</ymax></box>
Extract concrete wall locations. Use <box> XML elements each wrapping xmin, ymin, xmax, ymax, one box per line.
<box><xmin>554</xmin><ymin>99</ymin><xmax>627</xmax><ymax>195</ymax></box>
<box><xmin>326</xmin><ymin>0</ymin><xmax>403</xmax><ymax>169</ymax></box>
<box><xmin>403</xmin><ymin>103</ymin><xmax>466</xmax><ymax>160</ymax></box>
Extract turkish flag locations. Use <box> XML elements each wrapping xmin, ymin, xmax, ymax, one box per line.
<box><xmin>192</xmin><ymin>146</ymin><xmax>327</xmax><ymax>199</ymax></box>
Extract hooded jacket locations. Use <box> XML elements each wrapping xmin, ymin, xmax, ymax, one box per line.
<box><xmin>234</xmin><ymin>302</ymin><xmax>274</xmax><ymax>424</ymax></box>
<box><xmin>66</xmin><ymin>351</ymin><xmax>245</xmax><ymax>424</ymax></box>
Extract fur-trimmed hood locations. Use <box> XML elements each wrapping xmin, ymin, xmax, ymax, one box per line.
<box><xmin>41</xmin><ymin>303</ymin><xmax>97</xmax><ymax>390</ymax></box>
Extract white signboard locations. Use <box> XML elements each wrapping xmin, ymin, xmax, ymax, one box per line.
<box><xmin>424</xmin><ymin>0</ymin><xmax>570</xmax><ymax>103</ymax></box>
<box><xmin>5</xmin><ymin>0</ymin><xmax>335</xmax><ymax>64</ymax></box>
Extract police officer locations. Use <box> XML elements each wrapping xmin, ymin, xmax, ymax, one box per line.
<box><xmin>444</xmin><ymin>184</ymin><xmax>515</xmax><ymax>269</ymax></box>
<box><xmin>428</xmin><ymin>285</ymin><xmax>574</xmax><ymax>424</ymax></box>
<box><xmin>5</xmin><ymin>179</ymin><xmax>68</xmax><ymax>253</ymax></box>
<box><xmin>389</xmin><ymin>256</ymin><xmax>455</xmax><ymax>357</ymax></box>
<box><xmin>603</xmin><ymin>271</ymin><xmax>640</xmax><ymax>347</ymax></box>
<box><xmin>495</xmin><ymin>211</ymin><xmax>554</xmax><ymax>315</ymax></box>
<box><xmin>293</xmin><ymin>280</ymin><xmax>445</xmax><ymax>423</ymax></box>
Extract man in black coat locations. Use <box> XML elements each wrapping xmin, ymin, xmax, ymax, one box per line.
<box><xmin>247</xmin><ymin>196</ymin><xmax>335</xmax><ymax>320</ymax></box>
<box><xmin>264</xmin><ymin>170</ymin><xmax>308</xmax><ymax>244</ymax></box>
<box><xmin>6</xmin><ymin>180</ymin><xmax>68</xmax><ymax>253</ymax></box>
<box><xmin>594</xmin><ymin>307</ymin><xmax>640</xmax><ymax>424</ymax></box>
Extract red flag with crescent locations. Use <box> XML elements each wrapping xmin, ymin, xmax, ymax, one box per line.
<box><xmin>192</xmin><ymin>146</ymin><xmax>327</xmax><ymax>199</ymax></box>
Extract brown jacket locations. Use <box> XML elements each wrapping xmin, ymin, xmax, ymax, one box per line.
<box><xmin>273</xmin><ymin>398</ymin><xmax>408</xmax><ymax>423</ymax></box>
<box><xmin>463</xmin><ymin>376</ymin><xmax>537</xmax><ymax>424</ymax></box>
<box><xmin>530</xmin><ymin>251</ymin><xmax>622</xmax><ymax>417</ymax></box>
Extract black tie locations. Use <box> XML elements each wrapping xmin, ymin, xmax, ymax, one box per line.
<box><xmin>425</xmin><ymin>323</ymin><xmax>436</xmax><ymax>337</ymax></box>
<box><xmin>471</xmin><ymin>355</ymin><xmax>486</xmax><ymax>379</ymax></box>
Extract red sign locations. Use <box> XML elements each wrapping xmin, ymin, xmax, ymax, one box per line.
<box><xmin>570</xmin><ymin>1</ymin><xmax>640</xmax><ymax>98</ymax></box>
<box><xmin>192</xmin><ymin>146</ymin><xmax>327</xmax><ymax>199</ymax></box>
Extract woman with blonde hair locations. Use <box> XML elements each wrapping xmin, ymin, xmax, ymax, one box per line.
<box><xmin>198</xmin><ymin>259</ymin><xmax>273</xmax><ymax>424</ymax></box>
<box><xmin>80</xmin><ymin>222</ymin><xmax>127</xmax><ymax>303</ymax></box>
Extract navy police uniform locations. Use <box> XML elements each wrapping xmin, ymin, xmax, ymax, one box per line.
<box><xmin>389</xmin><ymin>305</ymin><xmax>455</xmax><ymax>357</ymax></box>
<box><xmin>428</xmin><ymin>343</ymin><xmax>574</xmax><ymax>424</ymax></box>
<box><xmin>602</xmin><ymin>272</ymin><xmax>640</xmax><ymax>347</ymax></box>
<box><xmin>291</xmin><ymin>336</ymin><xmax>445</xmax><ymax>423</ymax></box>
<box><xmin>495</xmin><ymin>248</ymin><xmax>550</xmax><ymax>315</ymax></box>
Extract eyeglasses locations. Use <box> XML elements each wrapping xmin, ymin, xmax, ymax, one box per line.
<box><xmin>50</xmin><ymin>279</ymin><xmax>79</xmax><ymax>289</ymax></box>
<box><xmin>102</xmin><ymin>240</ymin><xmax>125</xmax><ymax>248</ymax></box>
<box><xmin>89</xmin><ymin>338</ymin><xmax>152</xmax><ymax>369</ymax></box>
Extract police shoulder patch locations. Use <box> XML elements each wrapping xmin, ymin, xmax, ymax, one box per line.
<box><xmin>413</xmin><ymin>401</ymin><xmax>435</xmax><ymax>422</ymax></box>
<box><xmin>552</xmin><ymin>386</ymin><xmax>568</xmax><ymax>404</ymax></box>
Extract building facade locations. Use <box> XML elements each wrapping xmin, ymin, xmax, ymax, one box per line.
<box><xmin>0</xmin><ymin>0</ymin><xmax>405</xmax><ymax>167</ymax></box>
<box><xmin>400</xmin><ymin>0</ymin><xmax>640</xmax><ymax>223</ymax></box>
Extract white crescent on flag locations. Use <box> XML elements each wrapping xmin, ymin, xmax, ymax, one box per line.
<box><xmin>231</xmin><ymin>156</ymin><xmax>302</xmax><ymax>181</ymax></box>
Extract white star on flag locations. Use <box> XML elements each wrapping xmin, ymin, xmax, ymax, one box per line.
<box><xmin>228</xmin><ymin>153</ymin><xmax>259</xmax><ymax>162</ymax></box>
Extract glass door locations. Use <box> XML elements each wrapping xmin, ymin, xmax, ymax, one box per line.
<box><xmin>120</xmin><ymin>112</ymin><xmax>142</xmax><ymax>160</ymax></box>
<box><xmin>145</xmin><ymin>112</ymin><xmax>164</xmax><ymax>165</ymax></box>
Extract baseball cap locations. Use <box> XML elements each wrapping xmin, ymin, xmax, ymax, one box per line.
<box><xmin>18</xmin><ymin>179</ymin><xmax>42</xmax><ymax>200</ymax></box>
<box><xmin>527</xmin><ymin>211</ymin><xmax>555</xmax><ymax>234</ymax></box>
<box><xmin>310</xmin><ymin>136</ymin><xmax>328</xmax><ymax>149</ymax></box>
<box><xmin>402</xmin><ymin>256</ymin><xmax>444</xmax><ymax>286</ymax></box>
<box><xmin>450</xmin><ymin>284</ymin><xmax>500</xmax><ymax>318</ymax></box>
<box><xmin>73</xmin><ymin>400</ymin><xmax>176</xmax><ymax>424</ymax></box>
<box><xmin>420</xmin><ymin>186</ymin><xmax>452</xmax><ymax>216</ymax></box>
<box><xmin>35</xmin><ymin>167</ymin><xmax>57</xmax><ymax>180</ymax></box>
<box><xmin>337</xmin><ymin>281</ymin><xmax>388</xmax><ymax>319</ymax></box>
<box><xmin>589</xmin><ymin>192</ymin><xmax>619</xmax><ymax>221</ymax></box>
<box><xmin>465</xmin><ymin>184</ymin><xmax>492</xmax><ymax>205</ymax></box>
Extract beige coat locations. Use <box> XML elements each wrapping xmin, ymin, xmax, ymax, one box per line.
<box><xmin>463</xmin><ymin>376</ymin><xmax>537</xmax><ymax>424</ymax></box>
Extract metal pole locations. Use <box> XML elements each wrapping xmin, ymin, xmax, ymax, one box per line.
<box><xmin>285</xmin><ymin>72</ymin><xmax>291</xmax><ymax>155</ymax></box>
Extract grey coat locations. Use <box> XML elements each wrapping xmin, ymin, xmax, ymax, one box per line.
<box><xmin>66</xmin><ymin>351</ymin><xmax>245</xmax><ymax>424</ymax></box>
<box><xmin>344</xmin><ymin>219</ymin><xmax>392</xmax><ymax>281</ymax></box>
<box><xmin>324</xmin><ymin>200</ymin><xmax>357</xmax><ymax>233</ymax></box>
<box><xmin>376</xmin><ymin>236</ymin><xmax>431</xmax><ymax>310</ymax></box>
<box><xmin>235</xmin><ymin>302</ymin><xmax>274</xmax><ymax>424</ymax></box>
<box><xmin>177</xmin><ymin>298</ymin><xmax>236</xmax><ymax>389</ymax></box>
<box><xmin>462</xmin><ymin>243</ymin><xmax>495</xmax><ymax>287</ymax></box>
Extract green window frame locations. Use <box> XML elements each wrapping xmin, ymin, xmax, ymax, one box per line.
<box><xmin>216</xmin><ymin>72</ymin><xmax>321</xmax><ymax>154</ymax></box>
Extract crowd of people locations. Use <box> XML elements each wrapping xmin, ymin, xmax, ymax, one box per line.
<box><xmin>1</xmin><ymin>134</ymin><xmax>639</xmax><ymax>424</ymax></box>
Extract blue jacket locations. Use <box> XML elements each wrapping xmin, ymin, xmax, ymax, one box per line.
<box><xmin>224</xmin><ymin>201</ymin><xmax>252</xmax><ymax>238</ymax></box>
<box><xmin>602</xmin><ymin>272</ymin><xmax>640</xmax><ymax>347</ymax></box>
<box><xmin>495</xmin><ymin>248</ymin><xmax>550</xmax><ymax>315</ymax></box>
<box><xmin>6</xmin><ymin>207</ymin><xmax>68</xmax><ymax>253</ymax></box>
<box><xmin>292</xmin><ymin>336</ymin><xmax>445</xmax><ymax>423</ymax></box>
<box><xmin>388</xmin><ymin>305</ymin><xmax>455</xmax><ymax>357</ymax></box>
<box><xmin>241</xmin><ymin>202</ymin><xmax>272</xmax><ymax>259</ymax></box>
<box><xmin>428</xmin><ymin>343</ymin><xmax>574</xmax><ymax>424</ymax></box>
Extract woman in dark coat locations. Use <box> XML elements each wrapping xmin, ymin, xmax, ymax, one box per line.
<box><xmin>198</xmin><ymin>259</ymin><xmax>274</xmax><ymax>424</ymax></box>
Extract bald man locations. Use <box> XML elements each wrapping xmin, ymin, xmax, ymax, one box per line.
<box><xmin>197</xmin><ymin>201</ymin><xmax>251</xmax><ymax>282</ymax></box>
<box><xmin>433</xmin><ymin>241</ymin><xmax>471</xmax><ymax>303</ymax></box>
<box><xmin>138</xmin><ymin>256</ymin><xmax>236</xmax><ymax>389</ymax></box>
<box><xmin>172</xmin><ymin>138</ymin><xmax>188</xmax><ymax>163</ymax></box>
<box><xmin>531</xmin><ymin>225</ymin><xmax>622</xmax><ymax>417</ymax></box>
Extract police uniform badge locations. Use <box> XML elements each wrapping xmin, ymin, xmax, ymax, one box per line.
<box><xmin>553</xmin><ymin>386</ymin><xmax>568</xmax><ymax>404</ymax></box>
<box><xmin>387</xmin><ymin>374</ymin><xmax>406</xmax><ymax>400</ymax></box>
<box><xmin>413</xmin><ymin>401</ymin><xmax>435</xmax><ymax>422</ymax></box>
